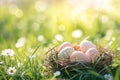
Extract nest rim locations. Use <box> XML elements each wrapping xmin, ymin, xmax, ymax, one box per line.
<box><xmin>45</xmin><ymin>45</ymin><xmax>113</xmax><ymax>79</ymax></box>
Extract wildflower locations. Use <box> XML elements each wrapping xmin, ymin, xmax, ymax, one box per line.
<box><xmin>15</xmin><ymin>37</ymin><xmax>26</xmax><ymax>48</ymax></box>
<box><xmin>6</xmin><ymin>67</ymin><xmax>17</xmax><ymax>76</ymax></box>
<box><xmin>104</xmin><ymin>74</ymin><xmax>113</xmax><ymax>80</ymax></box>
<box><xmin>29</xmin><ymin>55</ymin><xmax>36</xmax><ymax>61</ymax></box>
<box><xmin>54</xmin><ymin>71</ymin><xmax>61</xmax><ymax>77</ymax></box>
<box><xmin>0</xmin><ymin>61</ymin><xmax>4</xmax><ymax>65</ymax></box>
<box><xmin>55</xmin><ymin>34</ymin><xmax>64</xmax><ymax>41</ymax></box>
<box><xmin>1</xmin><ymin>49</ymin><xmax>14</xmax><ymax>56</ymax></box>
<box><xmin>37</xmin><ymin>35</ymin><xmax>45</xmax><ymax>42</ymax></box>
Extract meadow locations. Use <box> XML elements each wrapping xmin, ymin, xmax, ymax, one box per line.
<box><xmin>0</xmin><ymin>0</ymin><xmax>120</xmax><ymax>80</ymax></box>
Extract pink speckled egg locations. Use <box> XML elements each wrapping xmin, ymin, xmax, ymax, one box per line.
<box><xmin>70</xmin><ymin>51</ymin><xmax>91</xmax><ymax>63</ymax></box>
<box><xmin>80</xmin><ymin>40</ymin><xmax>96</xmax><ymax>53</ymax></box>
<box><xmin>58</xmin><ymin>47</ymin><xmax>74</xmax><ymax>60</ymax></box>
<box><xmin>58</xmin><ymin>42</ymin><xmax>72</xmax><ymax>52</ymax></box>
<box><xmin>86</xmin><ymin>48</ymin><xmax>100</xmax><ymax>61</ymax></box>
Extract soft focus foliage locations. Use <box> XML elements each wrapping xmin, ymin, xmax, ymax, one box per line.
<box><xmin>0</xmin><ymin>0</ymin><xmax>120</xmax><ymax>79</ymax></box>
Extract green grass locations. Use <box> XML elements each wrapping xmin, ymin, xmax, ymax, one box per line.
<box><xmin>0</xmin><ymin>0</ymin><xmax>120</xmax><ymax>80</ymax></box>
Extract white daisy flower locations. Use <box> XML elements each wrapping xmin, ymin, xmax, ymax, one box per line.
<box><xmin>15</xmin><ymin>37</ymin><xmax>26</xmax><ymax>48</ymax></box>
<box><xmin>54</xmin><ymin>71</ymin><xmax>61</xmax><ymax>77</ymax></box>
<box><xmin>1</xmin><ymin>49</ymin><xmax>14</xmax><ymax>56</ymax></box>
<box><xmin>0</xmin><ymin>61</ymin><xmax>4</xmax><ymax>65</ymax></box>
<box><xmin>104</xmin><ymin>74</ymin><xmax>113</xmax><ymax>80</ymax></box>
<box><xmin>6</xmin><ymin>67</ymin><xmax>17</xmax><ymax>76</ymax></box>
<box><xmin>55</xmin><ymin>34</ymin><xmax>64</xmax><ymax>42</ymax></box>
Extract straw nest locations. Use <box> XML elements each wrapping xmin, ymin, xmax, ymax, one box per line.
<box><xmin>45</xmin><ymin>45</ymin><xmax>113</xmax><ymax>79</ymax></box>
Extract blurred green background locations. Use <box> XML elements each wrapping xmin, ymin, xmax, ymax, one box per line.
<box><xmin>0</xmin><ymin>0</ymin><xmax>120</xmax><ymax>59</ymax></box>
<box><xmin>1</xmin><ymin>0</ymin><xmax>120</xmax><ymax>79</ymax></box>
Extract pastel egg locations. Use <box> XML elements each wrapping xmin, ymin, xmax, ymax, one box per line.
<box><xmin>86</xmin><ymin>48</ymin><xmax>100</xmax><ymax>61</ymax></box>
<box><xmin>80</xmin><ymin>40</ymin><xmax>96</xmax><ymax>53</ymax></box>
<box><xmin>58</xmin><ymin>47</ymin><xmax>74</xmax><ymax>60</ymax></box>
<box><xmin>58</xmin><ymin>42</ymin><xmax>72</xmax><ymax>52</ymax></box>
<box><xmin>70</xmin><ymin>51</ymin><xmax>91</xmax><ymax>63</ymax></box>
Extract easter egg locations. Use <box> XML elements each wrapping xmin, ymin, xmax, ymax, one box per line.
<box><xmin>86</xmin><ymin>48</ymin><xmax>100</xmax><ymax>61</ymax></box>
<box><xmin>80</xmin><ymin>40</ymin><xmax>96</xmax><ymax>53</ymax></box>
<box><xmin>58</xmin><ymin>47</ymin><xmax>74</xmax><ymax>60</ymax></box>
<box><xmin>70</xmin><ymin>51</ymin><xmax>91</xmax><ymax>63</ymax></box>
<box><xmin>58</xmin><ymin>42</ymin><xmax>72</xmax><ymax>52</ymax></box>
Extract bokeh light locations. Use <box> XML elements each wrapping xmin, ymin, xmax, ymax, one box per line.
<box><xmin>1</xmin><ymin>0</ymin><xmax>120</xmax><ymax>79</ymax></box>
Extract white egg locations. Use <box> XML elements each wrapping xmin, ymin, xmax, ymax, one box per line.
<box><xmin>58</xmin><ymin>42</ymin><xmax>72</xmax><ymax>52</ymax></box>
<box><xmin>70</xmin><ymin>51</ymin><xmax>91</xmax><ymax>63</ymax></box>
<box><xmin>86</xmin><ymin>48</ymin><xmax>100</xmax><ymax>61</ymax></box>
<box><xmin>80</xmin><ymin>40</ymin><xmax>96</xmax><ymax>53</ymax></box>
<box><xmin>58</xmin><ymin>47</ymin><xmax>74</xmax><ymax>60</ymax></box>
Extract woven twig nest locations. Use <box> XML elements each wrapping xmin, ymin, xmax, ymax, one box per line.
<box><xmin>45</xmin><ymin>41</ymin><xmax>113</xmax><ymax>80</ymax></box>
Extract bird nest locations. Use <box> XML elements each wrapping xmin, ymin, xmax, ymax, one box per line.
<box><xmin>45</xmin><ymin>45</ymin><xmax>113</xmax><ymax>80</ymax></box>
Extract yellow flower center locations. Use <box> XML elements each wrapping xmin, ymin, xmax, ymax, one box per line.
<box><xmin>10</xmin><ymin>70</ymin><xmax>14</xmax><ymax>73</ymax></box>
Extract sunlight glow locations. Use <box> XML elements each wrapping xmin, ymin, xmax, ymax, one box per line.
<box><xmin>72</xmin><ymin>29</ymin><xmax>82</xmax><ymax>38</ymax></box>
<box><xmin>9</xmin><ymin>4</ymin><xmax>23</xmax><ymax>18</ymax></box>
<box><xmin>101</xmin><ymin>16</ymin><xmax>109</xmax><ymax>24</ymax></box>
<box><xmin>55</xmin><ymin>34</ymin><xmax>64</xmax><ymax>41</ymax></box>
<box><xmin>71</xmin><ymin>0</ymin><xmax>112</xmax><ymax>21</ymax></box>
<box><xmin>117</xmin><ymin>47</ymin><xmax>120</xmax><ymax>51</ymax></box>
<box><xmin>35</xmin><ymin>1</ymin><xmax>47</xmax><ymax>12</ymax></box>
<box><xmin>58</xmin><ymin>25</ymin><xmax>66</xmax><ymax>31</ymax></box>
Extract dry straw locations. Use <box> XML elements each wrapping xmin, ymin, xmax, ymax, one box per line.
<box><xmin>45</xmin><ymin>45</ymin><xmax>113</xmax><ymax>79</ymax></box>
